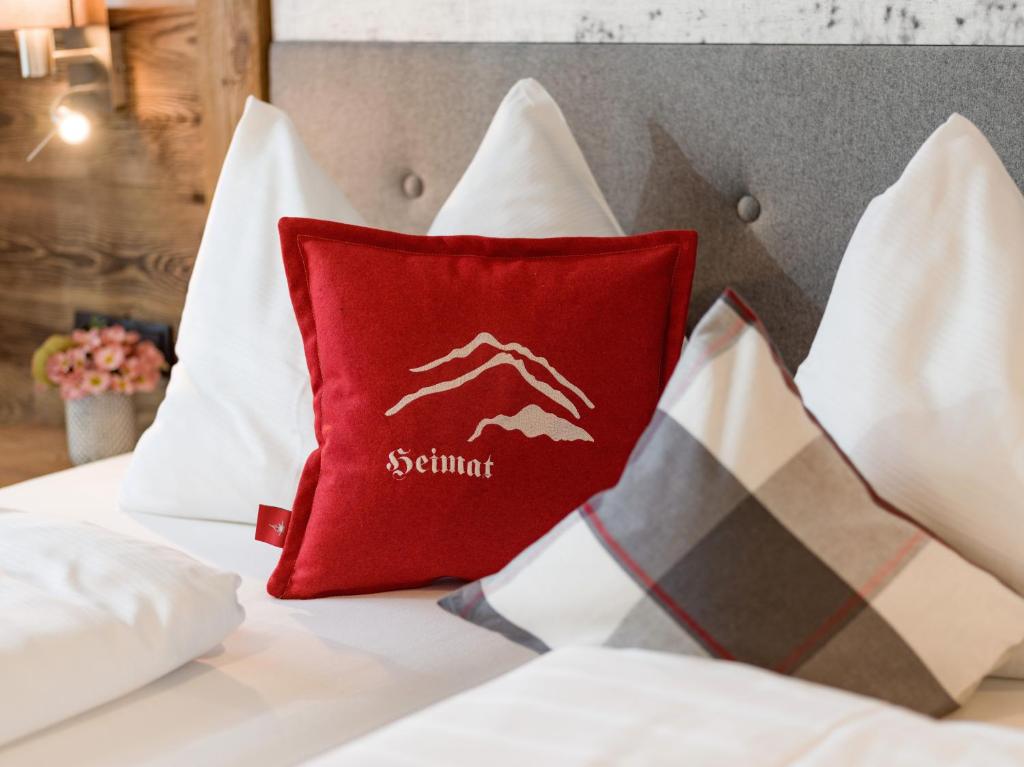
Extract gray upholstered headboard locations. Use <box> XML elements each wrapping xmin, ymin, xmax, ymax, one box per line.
<box><xmin>269</xmin><ymin>43</ymin><xmax>1024</xmax><ymax>367</ymax></box>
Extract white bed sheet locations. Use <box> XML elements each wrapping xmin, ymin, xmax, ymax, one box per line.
<box><xmin>0</xmin><ymin>455</ymin><xmax>534</xmax><ymax>767</ymax></box>
<box><xmin>0</xmin><ymin>456</ymin><xmax>1021</xmax><ymax>766</ymax></box>
<box><xmin>326</xmin><ymin>647</ymin><xmax>1024</xmax><ymax>767</ymax></box>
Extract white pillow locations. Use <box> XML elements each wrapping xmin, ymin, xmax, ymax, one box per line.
<box><xmin>121</xmin><ymin>97</ymin><xmax>366</xmax><ymax>522</ymax></box>
<box><xmin>123</xmin><ymin>80</ymin><xmax>621</xmax><ymax>524</ymax></box>
<box><xmin>0</xmin><ymin>510</ymin><xmax>243</xmax><ymax>747</ymax></box>
<box><xmin>429</xmin><ymin>78</ymin><xmax>622</xmax><ymax>238</ymax></box>
<box><xmin>795</xmin><ymin>114</ymin><xmax>1024</xmax><ymax>676</ymax></box>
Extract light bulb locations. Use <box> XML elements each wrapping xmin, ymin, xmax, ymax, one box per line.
<box><xmin>55</xmin><ymin>107</ymin><xmax>91</xmax><ymax>145</ymax></box>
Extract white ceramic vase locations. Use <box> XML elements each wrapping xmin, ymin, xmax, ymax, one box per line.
<box><xmin>65</xmin><ymin>392</ymin><xmax>136</xmax><ymax>466</ymax></box>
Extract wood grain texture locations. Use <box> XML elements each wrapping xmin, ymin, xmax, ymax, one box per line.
<box><xmin>196</xmin><ymin>0</ymin><xmax>270</xmax><ymax>197</ymax></box>
<box><xmin>109</xmin><ymin>0</ymin><xmax>195</xmax><ymax>6</ymax></box>
<box><xmin>0</xmin><ymin>6</ymin><xmax>204</xmax><ymax>425</ymax></box>
<box><xmin>271</xmin><ymin>0</ymin><xmax>1024</xmax><ymax>45</ymax></box>
<box><xmin>0</xmin><ymin>423</ymin><xmax>71</xmax><ymax>487</ymax></box>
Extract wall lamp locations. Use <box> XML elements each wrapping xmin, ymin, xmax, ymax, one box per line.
<box><xmin>0</xmin><ymin>0</ymin><xmax>125</xmax><ymax>160</ymax></box>
<box><xmin>26</xmin><ymin>84</ymin><xmax>100</xmax><ymax>161</ymax></box>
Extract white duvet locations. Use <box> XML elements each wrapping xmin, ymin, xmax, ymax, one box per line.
<box><xmin>0</xmin><ymin>509</ymin><xmax>243</xmax><ymax>748</ymax></box>
<box><xmin>329</xmin><ymin>646</ymin><xmax>1024</xmax><ymax>766</ymax></box>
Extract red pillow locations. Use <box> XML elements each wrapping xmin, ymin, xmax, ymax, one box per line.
<box><xmin>267</xmin><ymin>218</ymin><xmax>698</xmax><ymax>597</ymax></box>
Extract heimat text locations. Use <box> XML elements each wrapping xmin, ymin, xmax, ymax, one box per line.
<box><xmin>387</xmin><ymin>448</ymin><xmax>494</xmax><ymax>480</ymax></box>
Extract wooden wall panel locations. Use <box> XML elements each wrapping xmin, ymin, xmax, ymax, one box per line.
<box><xmin>0</xmin><ymin>6</ymin><xmax>205</xmax><ymax>425</ymax></box>
<box><xmin>196</xmin><ymin>0</ymin><xmax>270</xmax><ymax>198</ymax></box>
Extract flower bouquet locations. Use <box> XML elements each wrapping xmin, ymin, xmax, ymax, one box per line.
<box><xmin>32</xmin><ymin>325</ymin><xmax>168</xmax><ymax>464</ymax></box>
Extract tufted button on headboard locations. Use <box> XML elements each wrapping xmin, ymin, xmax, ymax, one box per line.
<box><xmin>401</xmin><ymin>172</ymin><xmax>425</xmax><ymax>199</ymax></box>
<box><xmin>736</xmin><ymin>195</ymin><xmax>761</xmax><ymax>224</ymax></box>
<box><xmin>271</xmin><ymin>42</ymin><xmax>1024</xmax><ymax>368</ymax></box>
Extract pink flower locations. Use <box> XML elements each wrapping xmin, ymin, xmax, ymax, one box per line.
<box><xmin>72</xmin><ymin>328</ymin><xmax>102</xmax><ymax>349</ymax></box>
<box><xmin>45</xmin><ymin>352</ymin><xmax>68</xmax><ymax>384</ymax></box>
<box><xmin>100</xmin><ymin>325</ymin><xmax>127</xmax><ymax>344</ymax></box>
<box><xmin>137</xmin><ymin>341</ymin><xmax>166</xmax><ymax>367</ymax></box>
<box><xmin>42</xmin><ymin>326</ymin><xmax>164</xmax><ymax>399</ymax></box>
<box><xmin>130</xmin><ymin>370</ymin><xmax>159</xmax><ymax>393</ymax></box>
<box><xmin>67</xmin><ymin>347</ymin><xmax>87</xmax><ymax>368</ymax></box>
<box><xmin>94</xmin><ymin>344</ymin><xmax>126</xmax><ymax>371</ymax></box>
<box><xmin>45</xmin><ymin>349</ymin><xmax>88</xmax><ymax>386</ymax></box>
<box><xmin>109</xmin><ymin>374</ymin><xmax>134</xmax><ymax>395</ymax></box>
<box><xmin>81</xmin><ymin>370</ymin><xmax>110</xmax><ymax>395</ymax></box>
<box><xmin>57</xmin><ymin>369</ymin><xmax>86</xmax><ymax>400</ymax></box>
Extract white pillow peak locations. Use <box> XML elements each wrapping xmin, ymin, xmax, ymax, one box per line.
<box><xmin>796</xmin><ymin>113</ymin><xmax>1024</xmax><ymax>676</ymax></box>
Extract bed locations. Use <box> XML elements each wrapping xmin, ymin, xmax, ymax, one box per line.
<box><xmin>0</xmin><ymin>455</ymin><xmax>1022</xmax><ymax>765</ymax></box>
<box><xmin>4</xmin><ymin>38</ymin><xmax>1024</xmax><ymax>765</ymax></box>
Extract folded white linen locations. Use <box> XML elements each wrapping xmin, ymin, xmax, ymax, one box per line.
<box><xmin>0</xmin><ymin>509</ymin><xmax>243</xmax><ymax>747</ymax></box>
<box><xmin>326</xmin><ymin>646</ymin><xmax>1024</xmax><ymax>766</ymax></box>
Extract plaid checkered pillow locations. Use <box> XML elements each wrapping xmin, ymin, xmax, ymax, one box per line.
<box><xmin>440</xmin><ymin>290</ymin><xmax>1024</xmax><ymax>716</ymax></box>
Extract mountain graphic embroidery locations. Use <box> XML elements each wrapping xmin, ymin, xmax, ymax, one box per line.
<box><xmin>385</xmin><ymin>332</ymin><xmax>596</xmax><ymax>443</ymax></box>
